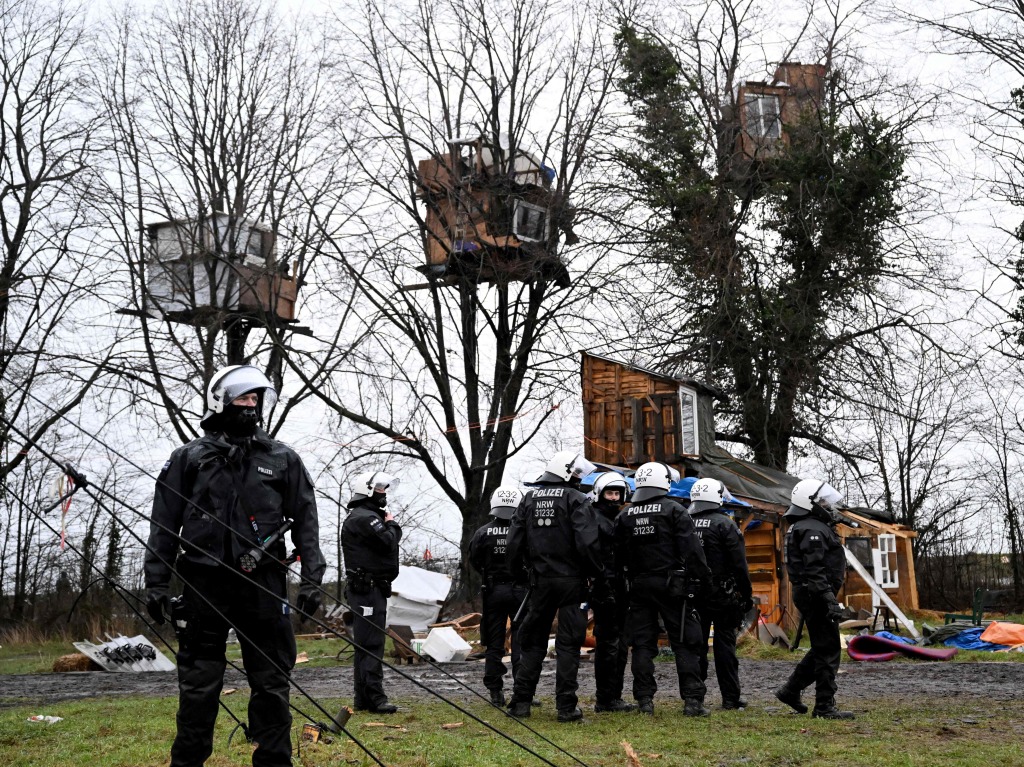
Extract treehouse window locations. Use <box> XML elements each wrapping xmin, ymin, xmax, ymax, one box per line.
<box><xmin>679</xmin><ymin>386</ymin><xmax>699</xmax><ymax>456</ymax></box>
<box><xmin>744</xmin><ymin>93</ymin><xmax>781</xmax><ymax>139</ymax></box>
<box><xmin>513</xmin><ymin>199</ymin><xmax>548</xmax><ymax>242</ymax></box>
<box><xmin>873</xmin><ymin>534</ymin><xmax>899</xmax><ymax>588</ymax></box>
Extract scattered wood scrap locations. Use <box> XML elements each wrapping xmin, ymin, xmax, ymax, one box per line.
<box><xmin>428</xmin><ymin>613</ymin><xmax>482</xmax><ymax>636</ymax></box>
<box><xmin>622</xmin><ymin>741</ymin><xmax>643</xmax><ymax>767</ymax></box>
<box><xmin>363</xmin><ymin>723</ymin><xmax>408</xmax><ymax>732</ymax></box>
<box><xmin>441</xmin><ymin>722</ymin><xmax>464</xmax><ymax>730</ymax></box>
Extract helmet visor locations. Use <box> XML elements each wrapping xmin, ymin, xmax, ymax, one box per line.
<box><xmin>569</xmin><ymin>455</ymin><xmax>597</xmax><ymax>480</ymax></box>
<box><xmin>219</xmin><ymin>367</ymin><xmax>278</xmax><ymax>411</ymax></box>
<box><xmin>813</xmin><ymin>483</ymin><xmax>843</xmax><ymax>511</ymax></box>
<box><xmin>369</xmin><ymin>472</ymin><xmax>400</xmax><ymax>494</ymax></box>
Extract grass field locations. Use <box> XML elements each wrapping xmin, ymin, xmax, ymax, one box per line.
<box><xmin>1</xmin><ymin>694</ymin><xmax>1022</xmax><ymax>767</ymax></box>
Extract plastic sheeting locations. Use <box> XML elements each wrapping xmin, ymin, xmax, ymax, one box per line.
<box><xmin>386</xmin><ymin>565</ymin><xmax>452</xmax><ymax>632</ymax></box>
<box><xmin>942</xmin><ymin>627</ymin><xmax>1009</xmax><ymax>652</ymax></box>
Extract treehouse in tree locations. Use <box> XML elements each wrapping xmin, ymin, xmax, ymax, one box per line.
<box><xmin>727</xmin><ymin>62</ymin><xmax>827</xmax><ymax>177</ymax></box>
<box><xmin>131</xmin><ymin>211</ymin><xmax>305</xmax><ymax>361</ymax></box>
<box><xmin>416</xmin><ymin>136</ymin><xmax>572</xmax><ymax>287</ymax></box>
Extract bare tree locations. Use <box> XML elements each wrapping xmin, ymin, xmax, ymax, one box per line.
<box><xmin>291</xmin><ymin>0</ymin><xmax>622</xmax><ymax>591</ymax></box>
<box><xmin>92</xmin><ymin>0</ymin><xmax>349</xmax><ymax>441</ymax></box>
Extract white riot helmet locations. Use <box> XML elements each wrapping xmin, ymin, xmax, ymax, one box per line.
<box><xmin>538</xmin><ymin>450</ymin><xmax>597</xmax><ymax>484</ymax></box>
<box><xmin>631</xmin><ymin>462</ymin><xmax>674</xmax><ymax>503</ymax></box>
<box><xmin>351</xmin><ymin>470</ymin><xmax>401</xmax><ymax>503</ymax></box>
<box><xmin>591</xmin><ymin>472</ymin><xmax>630</xmax><ymax>505</ymax></box>
<box><xmin>489</xmin><ymin>486</ymin><xmax>523</xmax><ymax>520</ymax></box>
<box><xmin>201</xmin><ymin>365</ymin><xmax>278</xmax><ymax>428</ymax></box>
<box><xmin>688</xmin><ymin>477</ymin><xmax>725</xmax><ymax>515</ymax></box>
<box><xmin>785</xmin><ymin>478</ymin><xmax>843</xmax><ymax>519</ymax></box>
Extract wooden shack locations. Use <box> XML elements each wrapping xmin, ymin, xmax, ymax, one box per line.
<box><xmin>581</xmin><ymin>352</ymin><xmax>918</xmax><ymax>632</ymax></box>
<box><xmin>416</xmin><ymin>136</ymin><xmax>570</xmax><ymax>287</ymax></box>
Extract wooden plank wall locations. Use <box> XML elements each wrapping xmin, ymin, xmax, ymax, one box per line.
<box><xmin>582</xmin><ymin>354</ymin><xmax>682</xmax><ymax>465</ymax></box>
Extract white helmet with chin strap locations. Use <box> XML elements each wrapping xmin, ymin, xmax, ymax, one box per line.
<box><xmin>591</xmin><ymin>471</ymin><xmax>630</xmax><ymax>504</ymax></box>
<box><xmin>688</xmin><ymin>477</ymin><xmax>725</xmax><ymax>514</ymax></box>
<box><xmin>201</xmin><ymin>364</ymin><xmax>278</xmax><ymax>428</ymax></box>
<box><xmin>489</xmin><ymin>486</ymin><xmax>524</xmax><ymax>520</ymax></box>
<box><xmin>631</xmin><ymin>461</ymin><xmax>675</xmax><ymax>503</ymax></box>
<box><xmin>785</xmin><ymin>478</ymin><xmax>843</xmax><ymax>519</ymax></box>
<box><xmin>538</xmin><ymin>450</ymin><xmax>597</xmax><ymax>484</ymax></box>
<box><xmin>352</xmin><ymin>470</ymin><xmax>401</xmax><ymax>502</ymax></box>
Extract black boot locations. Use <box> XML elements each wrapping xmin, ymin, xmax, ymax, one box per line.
<box><xmin>359</xmin><ymin>701</ymin><xmax>397</xmax><ymax>714</ymax></box>
<box><xmin>557</xmin><ymin>707</ymin><xmax>584</xmax><ymax>723</ymax></box>
<box><xmin>774</xmin><ymin>686</ymin><xmax>808</xmax><ymax>714</ymax></box>
<box><xmin>507</xmin><ymin>699</ymin><xmax>531</xmax><ymax>718</ymax></box>
<box><xmin>721</xmin><ymin>698</ymin><xmax>747</xmax><ymax>710</ymax></box>
<box><xmin>812</xmin><ymin>700</ymin><xmax>855</xmax><ymax>720</ymax></box>
<box><xmin>683</xmin><ymin>698</ymin><xmax>710</xmax><ymax>717</ymax></box>
<box><xmin>489</xmin><ymin>689</ymin><xmax>506</xmax><ymax>707</ymax></box>
<box><xmin>637</xmin><ymin>697</ymin><xmax>654</xmax><ymax>715</ymax></box>
<box><xmin>594</xmin><ymin>698</ymin><xmax>637</xmax><ymax>713</ymax></box>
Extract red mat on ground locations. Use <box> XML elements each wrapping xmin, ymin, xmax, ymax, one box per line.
<box><xmin>846</xmin><ymin>634</ymin><xmax>958</xmax><ymax>662</ymax></box>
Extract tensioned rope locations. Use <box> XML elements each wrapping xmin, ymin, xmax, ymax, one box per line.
<box><xmin>3</xmin><ymin>408</ymin><xmax>593</xmax><ymax>767</ymax></box>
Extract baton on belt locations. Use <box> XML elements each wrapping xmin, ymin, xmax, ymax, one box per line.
<box><xmin>513</xmin><ymin>588</ymin><xmax>532</xmax><ymax>624</ymax></box>
<box><xmin>239</xmin><ymin>519</ymin><xmax>294</xmax><ymax>572</ymax></box>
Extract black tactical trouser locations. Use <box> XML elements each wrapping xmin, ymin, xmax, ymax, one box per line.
<box><xmin>628</xmin><ymin>575</ymin><xmax>705</xmax><ymax>702</ymax></box>
<box><xmin>481</xmin><ymin>581</ymin><xmax>528</xmax><ymax>693</ymax></box>
<box><xmin>592</xmin><ymin>590</ymin><xmax>629</xmax><ymax>704</ymax></box>
<box><xmin>785</xmin><ymin>590</ymin><xmax>841</xmax><ymax>707</ymax></box>
<box><xmin>347</xmin><ymin>585</ymin><xmax>389</xmax><ymax>709</ymax></box>
<box><xmin>172</xmin><ymin>565</ymin><xmax>296</xmax><ymax>767</ymax></box>
<box><xmin>510</xmin><ymin>577</ymin><xmax>589</xmax><ymax>712</ymax></box>
<box><xmin>698</xmin><ymin>606</ymin><xmax>742</xmax><ymax>704</ymax></box>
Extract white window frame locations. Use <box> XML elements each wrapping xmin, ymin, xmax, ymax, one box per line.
<box><xmin>744</xmin><ymin>93</ymin><xmax>782</xmax><ymax>140</ymax></box>
<box><xmin>512</xmin><ymin>199</ymin><xmax>549</xmax><ymax>243</ymax></box>
<box><xmin>678</xmin><ymin>385</ymin><xmax>700</xmax><ymax>457</ymax></box>
<box><xmin>872</xmin><ymin>533</ymin><xmax>899</xmax><ymax>589</ymax></box>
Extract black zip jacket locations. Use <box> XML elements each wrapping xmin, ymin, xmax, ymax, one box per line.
<box><xmin>341</xmin><ymin>498</ymin><xmax>402</xmax><ymax>580</ymax></box>
<box><xmin>145</xmin><ymin>430</ymin><xmax>326</xmax><ymax>596</ymax></box>
<box><xmin>614</xmin><ymin>496</ymin><xmax>711</xmax><ymax>590</ymax></box>
<box><xmin>469</xmin><ymin>519</ymin><xmax>528</xmax><ymax>584</ymax></box>
<box><xmin>691</xmin><ymin>509</ymin><xmax>753</xmax><ymax>602</ymax></box>
<box><xmin>784</xmin><ymin>514</ymin><xmax>846</xmax><ymax>597</ymax></box>
<box><xmin>507</xmin><ymin>482</ymin><xmax>601</xmax><ymax>579</ymax></box>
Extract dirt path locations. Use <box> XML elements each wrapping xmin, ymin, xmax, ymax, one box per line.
<box><xmin>3</xmin><ymin>658</ymin><xmax>1022</xmax><ymax>709</ymax></box>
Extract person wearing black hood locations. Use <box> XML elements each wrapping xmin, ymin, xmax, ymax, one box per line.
<box><xmin>506</xmin><ymin>450</ymin><xmax>602</xmax><ymax>722</ymax></box>
<box><xmin>145</xmin><ymin>365</ymin><xmax>326</xmax><ymax>767</ymax></box>
<box><xmin>775</xmin><ymin>478</ymin><xmax>855</xmax><ymax>720</ymax></box>
<box><xmin>686</xmin><ymin>477</ymin><xmax>753</xmax><ymax>711</ymax></box>
<box><xmin>469</xmin><ymin>485</ymin><xmax>528</xmax><ymax>707</ymax></box>
<box><xmin>589</xmin><ymin>472</ymin><xmax>635</xmax><ymax>714</ymax></box>
<box><xmin>341</xmin><ymin>470</ymin><xmax>402</xmax><ymax>714</ymax></box>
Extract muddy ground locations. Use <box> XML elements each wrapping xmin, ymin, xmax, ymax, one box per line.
<box><xmin>3</xmin><ymin>657</ymin><xmax>1022</xmax><ymax>710</ymax></box>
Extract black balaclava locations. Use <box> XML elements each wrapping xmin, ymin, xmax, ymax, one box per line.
<box><xmin>371</xmin><ymin>491</ymin><xmax>388</xmax><ymax>510</ymax></box>
<box><xmin>221</xmin><ymin>401</ymin><xmax>259</xmax><ymax>438</ymax></box>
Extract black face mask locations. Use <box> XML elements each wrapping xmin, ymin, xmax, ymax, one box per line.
<box><xmin>371</xmin><ymin>491</ymin><xmax>388</xmax><ymax>509</ymax></box>
<box><xmin>221</xmin><ymin>403</ymin><xmax>259</xmax><ymax>438</ymax></box>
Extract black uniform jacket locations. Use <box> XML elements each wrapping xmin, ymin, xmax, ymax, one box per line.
<box><xmin>507</xmin><ymin>482</ymin><xmax>601</xmax><ymax>579</ymax></box>
<box><xmin>145</xmin><ymin>430</ymin><xmax>326</xmax><ymax>593</ymax></box>
<box><xmin>691</xmin><ymin>509</ymin><xmax>753</xmax><ymax>602</ymax></box>
<box><xmin>614</xmin><ymin>496</ymin><xmax>712</xmax><ymax>589</ymax></box>
<box><xmin>341</xmin><ymin>499</ymin><xmax>402</xmax><ymax>580</ymax></box>
<box><xmin>469</xmin><ymin>518</ymin><xmax>528</xmax><ymax>583</ymax></box>
<box><xmin>784</xmin><ymin>515</ymin><xmax>846</xmax><ymax>597</ymax></box>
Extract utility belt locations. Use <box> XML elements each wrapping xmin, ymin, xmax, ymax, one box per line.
<box><xmin>347</xmin><ymin>570</ymin><xmax>393</xmax><ymax>597</ymax></box>
<box><xmin>630</xmin><ymin>569</ymin><xmax>693</xmax><ymax>598</ymax></box>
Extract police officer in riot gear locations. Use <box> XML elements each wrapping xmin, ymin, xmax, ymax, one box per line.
<box><xmin>776</xmin><ymin>478</ymin><xmax>855</xmax><ymax>720</ymax></box>
<box><xmin>469</xmin><ymin>486</ymin><xmax>529</xmax><ymax>707</ymax></box>
<box><xmin>590</xmin><ymin>472</ymin><xmax>635</xmax><ymax>714</ymax></box>
<box><xmin>145</xmin><ymin>365</ymin><xmax>326</xmax><ymax>767</ymax></box>
<box><xmin>615</xmin><ymin>462</ymin><xmax>712</xmax><ymax>716</ymax></box>
<box><xmin>341</xmin><ymin>471</ymin><xmax>403</xmax><ymax>714</ymax></box>
<box><xmin>687</xmin><ymin>478</ymin><xmax>754</xmax><ymax>710</ymax></box>
<box><xmin>506</xmin><ymin>450</ymin><xmax>602</xmax><ymax>722</ymax></box>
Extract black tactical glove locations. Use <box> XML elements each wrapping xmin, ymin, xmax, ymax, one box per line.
<box><xmin>147</xmin><ymin>589</ymin><xmax>171</xmax><ymax>625</ymax></box>
<box><xmin>296</xmin><ymin>591</ymin><xmax>321</xmax><ymax>623</ymax></box>
<box><xmin>739</xmin><ymin>596</ymin><xmax>755</xmax><ymax>615</ymax></box>
<box><xmin>825</xmin><ymin>595</ymin><xmax>844</xmax><ymax>623</ymax></box>
<box><xmin>592</xmin><ymin>578</ymin><xmax>614</xmax><ymax>606</ymax></box>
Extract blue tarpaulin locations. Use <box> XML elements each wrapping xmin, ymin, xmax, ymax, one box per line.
<box><xmin>943</xmin><ymin>627</ymin><xmax>1009</xmax><ymax>652</ymax></box>
<box><xmin>874</xmin><ymin>631</ymin><xmax>915</xmax><ymax>645</ymax></box>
